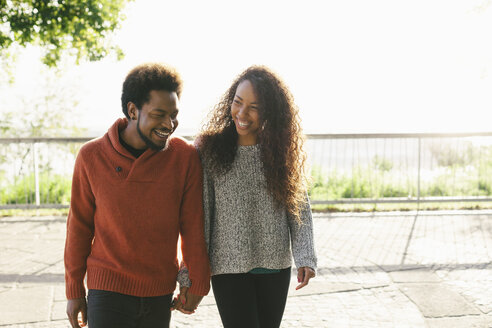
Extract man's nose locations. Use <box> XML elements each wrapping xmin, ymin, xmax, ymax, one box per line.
<box><xmin>161</xmin><ymin>116</ymin><xmax>174</xmax><ymax>130</ymax></box>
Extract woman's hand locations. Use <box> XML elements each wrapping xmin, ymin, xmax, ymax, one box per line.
<box><xmin>296</xmin><ymin>266</ymin><xmax>315</xmax><ymax>290</ymax></box>
<box><xmin>171</xmin><ymin>286</ymin><xmax>203</xmax><ymax>314</ymax></box>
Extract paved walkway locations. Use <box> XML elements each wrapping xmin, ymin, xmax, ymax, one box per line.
<box><xmin>1</xmin><ymin>210</ymin><xmax>492</xmax><ymax>327</ymax></box>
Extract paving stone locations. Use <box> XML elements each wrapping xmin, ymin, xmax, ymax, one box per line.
<box><xmin>0</xmin><ymin>286</ymin><xmax>51</xmax><ymax>325</ymax></box>
<box><xmin>389</xmin><ymin>269</ymin><xmax>442</xmax><ymax>283</ymax></box>
<box><xmin>399</xmin><ymin>283</ymin><xmax>481</xmax><ymax>317</ymax></box>
<box><xmin>50</xmin><ymin>300</ymin><xmax>68</xmax><ymax>321</ymax></box>
<box><xmin>53</xmin><ymin>285</ymin><xmax>66</xmax><ymax>301</ymax></box>
<box><xmin>288</xmin><ymin>280</ymin><xmax>361</xmax><ymax>296</ymax></box>
<box><xmin>2</xmin><ymin>211</ymin><xmax>492</xmax><ymax>327</ymax></box>
<box><xmin>425</xmin><ymin>315</ymin><xmax>492</xmax><ymax>328</ymax></box>
<box><xmin>438</xmin><ymin>268</ymin><xmax>492</xmax><ymax>315</ymax></box>
<box><xmin>16</xmin><ymin>273</ymin><xmax>65</xmax><ymax>284</ymax></box>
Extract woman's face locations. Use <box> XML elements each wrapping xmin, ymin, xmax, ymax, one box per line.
<box><xmin>231</xmin><ymin>80</ymin><xmax>261</xmax><ymax>145</ymax></box>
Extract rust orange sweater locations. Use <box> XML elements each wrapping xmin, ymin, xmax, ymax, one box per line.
<box><xmin>64</xmin><ymin>118</ymin><xmax>210</xmax><ymax>299</ymax></box>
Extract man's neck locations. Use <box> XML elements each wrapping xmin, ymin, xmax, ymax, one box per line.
<box><xmin>121</xmin><ymin>122</ymin><xmax>147</xmax><ymax>150</ymax></box>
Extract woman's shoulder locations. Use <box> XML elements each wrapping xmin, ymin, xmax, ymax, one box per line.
<box><xmin>193</xmin><ymin>133</ymin><xmax>219</xmax><ymax>158</ymax></box>
<box><xmin>193</xmin><ymin>133</ymin><xmax>213</xmax><ymax>149</ymax></box>
<box><xmin>192</xmin><ymin>134</ymin><xmax>212</xmax><ymax>165</ymax></box>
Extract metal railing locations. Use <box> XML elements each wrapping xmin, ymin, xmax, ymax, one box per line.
<box><xmin>1</xmin><ymin>132</ymin><xmax>492</xmax><ymax>209</ymax></box>
<box><xmin>305</xmin><ymin>132</ymin><xmax>492</xmax><ymax>205</ymax></box>
<box><xmin>0</xmin><ymin>137</ymin><xmax>92</xmax><ymax>209</ymax></box>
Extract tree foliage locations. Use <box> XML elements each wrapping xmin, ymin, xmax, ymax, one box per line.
<box><xmin>0</xmin><ymin>0</ymin><xmax>131</xmax><ymax>66</ymax></box>
<box><xmin>0</xmin><ymin>66</ymin><xmax>87</xmax><ymax>137</ymax></box>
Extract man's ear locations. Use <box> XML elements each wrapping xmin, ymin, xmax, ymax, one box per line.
<box><xmin>127</xmin><ymin>102</ymin><xmax>138</xmax><ymax>120</ymax></box>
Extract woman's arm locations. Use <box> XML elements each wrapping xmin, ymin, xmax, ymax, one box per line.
<box><xmin>288</xmin><ymin>193</ymin><xmax>318</xmax><ymax>289</ymax></box>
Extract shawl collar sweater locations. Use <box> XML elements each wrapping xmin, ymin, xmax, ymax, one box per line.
<box><xmin>64</xmin><ymin>118</ymin><xmax>210</xmax><ymax>299</ymax></box>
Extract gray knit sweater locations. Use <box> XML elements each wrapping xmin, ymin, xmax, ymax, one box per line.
<box><xmin>201</xmin><ymin>144</ymin><xmax>317</xmax><ymax>276</ymax></box>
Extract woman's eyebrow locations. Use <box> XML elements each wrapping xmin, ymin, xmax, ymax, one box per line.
<box><xmin>235</xmin><ymin>95</ymin><xmax>257</xmax><ymax>104</ymax></box>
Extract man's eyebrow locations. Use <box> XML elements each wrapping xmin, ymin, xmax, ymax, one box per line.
<box><xmin>151</xmin><ymin>108</ymin><xmax>179</xmax><ymax>113</ymax></box>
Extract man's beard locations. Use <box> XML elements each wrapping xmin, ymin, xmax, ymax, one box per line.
<box><xmin>136</xmin><ymin>116</ymin><xmax>170</xmax><ymax>151</ymax></box>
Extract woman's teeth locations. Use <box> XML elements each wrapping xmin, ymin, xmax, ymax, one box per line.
<box><xmin>237</xmin><ymin>120</ymin><xmax>249</xmax><ymax>128</ymax></box>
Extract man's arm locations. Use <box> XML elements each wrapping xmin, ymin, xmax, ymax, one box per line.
<box><xmin>64</xmin><ymin>149</ymin><xmax>96</xmax><ymax>326</ymax></box>
<box><xmin>179</xmin><ymin>149</ymin><xmax>211</xmax><ymax>296</ymax></box>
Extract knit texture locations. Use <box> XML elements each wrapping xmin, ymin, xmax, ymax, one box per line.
<box><xmin>64</xmin><ymin>118</ymin><xmax>210</xmax><ymax>299</ymax></box>
<box><xmin>201</xmin><ymin>144</ymin><xmax>317</xmax><ymax>276</ymax></box>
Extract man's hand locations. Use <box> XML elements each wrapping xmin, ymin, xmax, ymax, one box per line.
<box><xmin>171</xmin><ymin>286</ymin><xmax>204</xmax><ymax>314</ymax></box>
<box><xmin>296</xmin><ymin>266</ymin><xmax>316</xmax><ymax>290</ymax></box>
<box><xmin>67</xmin><ymin>298</ymin><xmax>87</xmax><ymax>328</ymax></box>
<box><xmin>171</xmin><ymin>286</ymin><xmax>193</xmax><ymax>314</ymax></box>
<box><xmin>182</xmin><ymin>288</ymin><xmax>204</xmax><ymax>313</ymax></box>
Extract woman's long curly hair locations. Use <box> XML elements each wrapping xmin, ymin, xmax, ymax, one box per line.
<box><xmin>196</xmin><ymin>66</ymin><xmax>308</xmax><ymax>224</ymax></box>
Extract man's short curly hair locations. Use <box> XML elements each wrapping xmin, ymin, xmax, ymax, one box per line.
<box><xmin>121</xmin><ymin>63</ymin><xmax>183</xmax><ymax>119</ymax></box>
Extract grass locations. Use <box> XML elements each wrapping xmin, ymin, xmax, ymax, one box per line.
<box><xmin>0</xmin><ymin>208</ymin><xmax>69</xmax><ymax>218</ymax></box>
<box><xmin>2</xmin><ymin>203</ymin><xmax>490</xmax><ymax>218</ymax></box>
<box><xmin>308</xmin><ymin>161</ymin><xmax>492</xmax><ymax>200</ymax></box>
<box><xmin>2</xmin><ymin>152</ymin><xmax>492</xmax><ymax>215</ymax></box>
<box><xmin>311</xmin><ymin>202</ymin><xmax>492</xmax><ymax>213</ymax></box>
<box><xmin>0</xmin><ymin>172</ymin><xmax>71</xmax><ymax>205</ymax></box>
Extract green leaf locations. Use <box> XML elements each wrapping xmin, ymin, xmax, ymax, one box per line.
<box><xmin>0</xmin><ymin>0</ymin><xmax>133</xmax><ymax>68</ymax></box>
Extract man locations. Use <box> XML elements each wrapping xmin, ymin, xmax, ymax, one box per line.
<box><xmin>64</xmin><ymin>63</ymin><xmax>210</xmax><ymax>328</ymax></box>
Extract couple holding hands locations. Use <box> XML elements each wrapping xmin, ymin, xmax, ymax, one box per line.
<box><xmin>64</xmin><ymin>63</ymin><xmax>317</xmax><ymax>328</ymax></box>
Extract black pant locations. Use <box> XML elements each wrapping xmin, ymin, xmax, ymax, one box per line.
<box><xmin>87</xmin><ymin>289</ymin><xmax>172</xmax><ymax>328</ymax></box>
<box><xmin>211</xmin><ymin>267</ymin><xmax>291</xmax><ymax>328</ymax></box>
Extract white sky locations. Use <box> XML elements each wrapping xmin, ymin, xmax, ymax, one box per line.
<box><xmin>2</xmin><ymin>0</ymin><xmax>492</xmax><ymax>136</ymax></box>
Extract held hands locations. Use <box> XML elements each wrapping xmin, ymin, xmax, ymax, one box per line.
<box><xmin>296</xmin><ymin>266</ymin><xmax>316</xmax><ymax>290</ymax></box>
<box><xmin>66</xmin><ymin>298</ymin><xmax>87</xmax><ymax>328</ymax></box>
<box><xmin>171</xmin><ymin>286</ymin><xmax>204</xmax><ymax>315</ymax></box>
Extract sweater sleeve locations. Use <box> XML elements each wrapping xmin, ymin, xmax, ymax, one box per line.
<box><xmin>288</xmin><ymin>193</ymin><xmax>318</xmax><ymax>271</ymax></box>
<box><xmin>64</xmin><ymin>148</ymin><xmax>96</xmax><ymax>299</ymax></box>
<box><xmin>177</xmin><ymin>148</ymin><xmax>214</xmax><ymax>288</ymax></box>
<box><xmin>179</xmin><ymin>149</ymin><xmax>211</xmax><ymax>296</ymax></box>
<box><xmin>201</xmin><ymin>156</ymin><xmax>214</xmax><ymax>253</ymax></box>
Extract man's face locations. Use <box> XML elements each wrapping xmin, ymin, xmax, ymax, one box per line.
<box><xmin>136</xmin><ymin>90</ymin><xmax>179</xmax><ymax>150</ymax></box>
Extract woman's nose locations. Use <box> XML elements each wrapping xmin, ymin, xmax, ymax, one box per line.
<box><xmin>237</xmin><ymin>105</ymin><xmax>248</xmax><ymax>118</ymax></box>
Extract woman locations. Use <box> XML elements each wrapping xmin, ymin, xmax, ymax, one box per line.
<box><xmin>177</xmin><ymin>66</ymin><xmax>317</xmax><ymax>328</ymax></box>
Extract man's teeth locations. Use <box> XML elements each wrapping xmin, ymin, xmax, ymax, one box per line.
<box><xmin>155</xmin><ymin>130</ymin><xmax>170</xmax><ymax>137</ymax></box>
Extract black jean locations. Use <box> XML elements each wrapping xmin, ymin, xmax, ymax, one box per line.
<box><xmin>87</xmin><ymin>289</ymin><xmax>172</xmax><ymax>328</ymax></box>
<box><xmin>211</xmin><ymin>267</ymin><xmax>291</xmax><ymax>328</ymax></box>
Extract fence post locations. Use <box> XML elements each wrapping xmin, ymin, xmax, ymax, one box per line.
<box><xmin>417</xmin><ymin>137</ymin><xmax>421</xmax><ymax>208</ymax></box>
<box><xmin>33</xmin><ymin>142</ymin><xmax>40</xmax><ymax>206</ymax></box>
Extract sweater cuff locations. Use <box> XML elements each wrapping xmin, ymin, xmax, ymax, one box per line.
<box><xmin>66</xmin><ymin>280</ymin><xmax>86</xmax><ymax>299</ymax></box>
<box><xmin>177</xmin><ymin>266</ymin><xmax>192</xmax><ymax>288</ymax></box>
<box><xmin>188</xmin><ymin>279</ymin><xmax>210</xmax><ymax>296</ymax></box>
<box><xmin>295</xmin><ymin>259</ymin><xmax>317</xmax><ymax>272</ymax></box>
